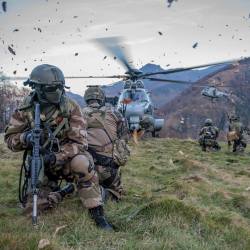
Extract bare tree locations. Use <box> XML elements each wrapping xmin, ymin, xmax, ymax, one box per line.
<box><xmin>0</xmin><ymin>73</ymin><xmax>30</xmax><ymax>132</ymax></box>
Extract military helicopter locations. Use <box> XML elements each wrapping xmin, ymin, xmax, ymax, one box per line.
<box><xmin>0</xmin><ymin>36</ymin><xmax>239</xmax><ymax>142</ymax></box>
<box><xmin>201</xmin><ymin>86</ymin><xmax>229</xmax><ymax>99</ymax></box>
<box><xmin>87</xmin><ymin>37</ymin><xmax>239</xmax><ymax>142</ymax></box>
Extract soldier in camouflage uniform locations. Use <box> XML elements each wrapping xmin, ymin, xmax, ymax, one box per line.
<box><xmin>82</xmin><ymin>86</ymin><xmax>130</xmax><ymax>202</ymax></box>
<box><xmin>198</xmin><ymin>118</ymin><xmax>220</xmax><ymax>152</ymax></box>
<box><xmin>228</xmin><ymin>115</ymin><xmax>247</xmax><ymax>152</ymax></box>
<box><xmin>4</xmin><ymin>64</ymin><xmax>112</xmax><ymax>230</ymax></box>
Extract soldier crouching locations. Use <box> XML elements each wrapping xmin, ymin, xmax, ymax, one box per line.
<box><xmin>82</xmin><ymin>86</ymin><xmax>130</xmax><ymax>202</ymax></box>
<box><xmin>4</xmin><ymin>64</ymin><xmax>112</xmax><ymax>230</ymax></box>
<box><xmin>198</xmin><ymin>118</ymin><xmax>221</xmax><ymax>152</ymax></box>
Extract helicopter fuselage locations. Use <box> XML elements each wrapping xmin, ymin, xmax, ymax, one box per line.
<box><xmin>201</xmin><ymin>86</ymin><xmax>229</xmax><ymax>99</ymax></box>
<box><xmin>117</xmin><ymin>86</ymin><xmax>164</xmax><ymax>134</ymax></box>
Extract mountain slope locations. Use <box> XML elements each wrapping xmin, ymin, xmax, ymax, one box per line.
<box><xmin>160</xmin><ymin>58</ymin><xmax>250</xmax><ymax>139</ymax></box>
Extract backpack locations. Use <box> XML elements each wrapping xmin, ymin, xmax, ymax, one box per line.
<box><xmin>83</xmin><ymin>106</ymin><xmax>130</xmax><ymax>166</ymax></box>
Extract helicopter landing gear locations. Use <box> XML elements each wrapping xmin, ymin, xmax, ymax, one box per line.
<box><xmin>151</xmin><ymin>130</ymin><xmax>159</xmax><ymax>138</ymax></box>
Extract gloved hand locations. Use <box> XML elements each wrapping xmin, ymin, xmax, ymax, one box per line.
<box><xmin>43</xmin><ymin>150</ymin><xmax>56</xmax><ymax>167</ymax></box>
<box><xmin>23</xmin><ymin>130</ymin><xmax>45</xmax><ymax>148</ymax></box>
<box><xmin>23</xmin><ymin>130</ymin><xmax>33</xmax><ymax>148</ymax></box>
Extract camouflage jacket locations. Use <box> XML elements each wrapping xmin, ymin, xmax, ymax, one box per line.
<box><xmin>82</xmin><ymin>104</ymin><xmax>128</xmax><ymax>157</ymax></box>
<box><xmin>229</xmin><ymin>121</ymin><xmax>244</xmax><ymax>135</ymax></box>
<box><xmin>4</xmin><ymin>93</ymin><xmax>88</xmax><ymax>165</ymax></box>
<box><xmin>199</xmin><ymin>126</ymin><xmax>219</xmax><ymax>140</ymax></box>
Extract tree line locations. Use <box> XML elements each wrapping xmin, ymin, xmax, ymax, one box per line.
<box><xmin>0</xmin><ymin>76</ymin><xmax>29</xmax><ymax>132</ymax></box>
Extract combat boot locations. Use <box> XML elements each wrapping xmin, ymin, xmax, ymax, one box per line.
<box><xmin>89</xmin><ymin>206</ymin><xmax>113</xmax><ymax>230</ymax></box>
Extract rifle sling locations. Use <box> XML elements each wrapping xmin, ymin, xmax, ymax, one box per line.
<box><xmin>42</xmin><ymin>118</ymin><xmax>67</xmax><ymax>149</ymax></box>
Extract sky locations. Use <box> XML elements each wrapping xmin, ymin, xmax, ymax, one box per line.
<box><xmin>0</xmin><ymin>0</ymin><xmax>250</xmax><ymax>94</ymax></box>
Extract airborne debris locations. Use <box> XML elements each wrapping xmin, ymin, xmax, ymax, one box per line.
<box><xmin>2</xmin><ymin>1</ymin><xmax>7</xmax><ymax>12</ymax></box>
<box><xmin>74</xmin><ymin>52</ymin><xmax>78</xmax><ymax>56</ymax></box>
<box><xmin>167</xmin><ymin>0</ymin><xmax>177</xmax><ymax>8</ymax></box>
<box><xmin>103</xmin><ymin>56</ymin><xmax>107</xmax><ymax>60</ymax></box>
<box><xmin>158</xmin><ymin>31</ymin><xmax>163</xmax><ymax>35</ymax></box>
<box><xmin>13</xmin><ymin>29</ymin><xmax>19</xmax><ymax>32</ymax></box>
<box><xmin>13</xmin><ymin>70</ymin><xmax>17</xmax><ymax>75</ymax></box>
<box><xmin>8</xmin><ymin>46</ymin><xmax>16</xmax><ymax>55</ymax></box>
<box><xmin>73</xmin><ymin>15</ymin><xmax>78</xmax><ymax>18</ymax></box>
<box><xmin>192</xmin><ymin>42</ymin><xmax>198</xmax><ymax>49</ymax></box>
<box><xmin>38</xmin><ymin>27</ymin><xmax>42</xmax><ymax>32</ymax></box>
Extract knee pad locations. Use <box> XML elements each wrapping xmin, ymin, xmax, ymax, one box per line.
<box><xmin>70</xmin><ymin>154</ymin><xmax>95</xmax><ymax>181</ymax></box>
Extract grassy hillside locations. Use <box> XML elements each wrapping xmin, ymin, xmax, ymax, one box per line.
<box><xmin>0</xmin><ymin>136</ymin><xmax>250</xmax><ymax>250</ymax></box>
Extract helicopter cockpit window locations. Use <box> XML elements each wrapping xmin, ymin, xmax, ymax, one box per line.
<box><xmin>121</xmin><ymin>90</ymin><xmax>148</xmax><ymax>103</ymax></box>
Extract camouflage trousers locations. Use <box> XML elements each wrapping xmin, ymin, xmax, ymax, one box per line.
<box><xmin>199</xmin><ymin>138</ymin><xmax>221</xmax><ymax>152</ymax></box>
<box><xmin>230</xmin><ymin>138</ymin><xmax>247</xmax><ymax>152</ymax></box>
<box><xmin>23</xmin><ymin>151</ymin><xmax>103</xmax><ymax>215</ymax></box>
<box><xmin>96</xmin><ymin>164</ymin><xmax>123</xmax><ymax>201</ymax></box>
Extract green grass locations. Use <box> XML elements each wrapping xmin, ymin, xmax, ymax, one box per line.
<box><xmin>0</xmin><ymin>137</ymin><xmax>250</xmax><ymax>250</ymax></box>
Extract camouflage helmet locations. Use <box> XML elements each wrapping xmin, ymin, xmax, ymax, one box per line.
<box><xmin>24</xmin><ymin>64</ymin><xmax>66</xmax><ymax>104</ymax></box>
<box><xmin>205</xmin><ymin>118</ymin><xmax>213</xmax><ymax>126</ymax></box>
<box><xmin>24</xmin><ymin>64</ymin><xmax>65</xmax><ymax>87</ymax></box>
<box><xmin>84</xmin><ymin>85</ymin><xmax>105</xmax><ymax>104</ymax></box>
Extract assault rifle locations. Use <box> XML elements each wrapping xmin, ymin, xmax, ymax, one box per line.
<box><xmin>19</xmin><ymin>103</ymin><xmax>75</xmax><ymax>226</ymax></box>
<box><xmin>30</xmin><ymin>103</ymin><xmax>42</xmax><ymax>225</ymax></box>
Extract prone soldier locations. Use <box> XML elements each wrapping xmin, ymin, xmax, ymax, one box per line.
<box><xmin>198</xmin><ymin>118</ymin><xmax>221</xmax><ymax>152</ymax></box>
<box><xmin>82</xmin><ymin>86</ymin><xmax>130</xmax><ymax>202</ymax></box>
<box><xmin>4</xmin><ymin>64</ymin><xmax>112</xmax><ymax>229</ymax></box>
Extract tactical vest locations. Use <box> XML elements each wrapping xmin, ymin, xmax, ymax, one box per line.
<box><xmin>201</xmin><ymin>126</ymin><xmax>217</xmax><ymax>139</ymax></box>
<box><xmin>20</xmin><ymin>93</ymin><xmax>71</xmax><ymax>148</ymax></box>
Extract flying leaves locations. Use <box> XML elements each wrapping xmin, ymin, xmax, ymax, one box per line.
<box><xmin>1</xmin><ymin>1</ymin><xmax>7</xmax><ymax>12</ymax></box>
<box><xmin>167</xmin><ymin>0</ymin><xmax>177</xmax><ymax>8</ymax></box>
<box><xmin>192</xmin><ymin>42</ymin><xmax>198</xmax><ymax>49</ymax></box>
<box><xmin>8</xmin><ymin>46</ymin><xmax>16</xmax><ymax>55</ymax></box>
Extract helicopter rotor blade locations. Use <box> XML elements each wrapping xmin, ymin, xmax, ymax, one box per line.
<box><xmin>0</xmin><ymin>75</ymin><xmax>128</xmax><ymax>82</ymax></box>
<box><xmin>145</xmin><ymin>77</ymin><xmax>194</xmax><ymax>84</ymax></box>
<box><xmin>92</xmin><ymin>36</ymin><xmax>136</xmax><ymax>74</ymax></box>
<box><xmin>0</xmin><ymin>76</ymin><xmax>28</xmax><ymax>82</ymax></box>
<box><xmin>140</xmin><ymin>59</ymin><xmax>240</xmax><ymax>78</ymax></box>
<box><xmin>65</xmin><ymin>75</ymin><xmax>127</xmax><ymax>79</ymax></box>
